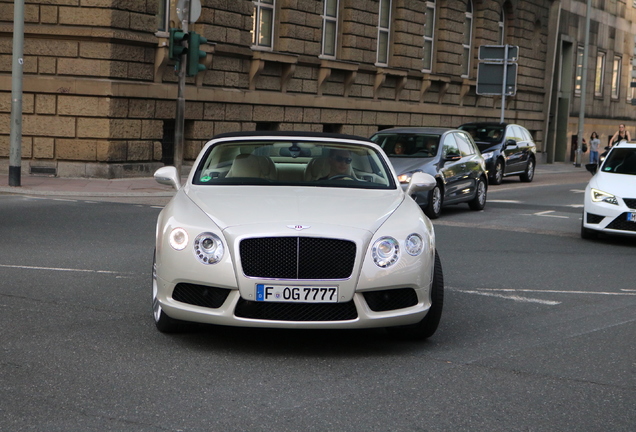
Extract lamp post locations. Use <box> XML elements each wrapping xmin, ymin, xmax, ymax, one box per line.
<box><xmin>9</xmin><ymin>0</ymin><xmax>24</xmax><ymax>186</ymax></box>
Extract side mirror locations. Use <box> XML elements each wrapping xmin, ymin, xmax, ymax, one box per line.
<box><xmin>444</xmin><ymin>153</ymin><xmax>461</xmax><ymax>162</ymax></box>
<box><xmin>504</xmin><ymin>139</ymin><xmax>516</xmax><ymax>148</ymax></box>
<box><xmin>585</xmin><ymin>163</ymin><xmax>598</xmax><ymax>175</ymax></box>
<box><xmin>154</xmin><ymin>166</ymin><xmax>181</xmax><ymax>190</ymax></box>
<box><xmin>405</xmin><ymin>172</ymin><xmax>436</xmax><ymax>196</ymax></box>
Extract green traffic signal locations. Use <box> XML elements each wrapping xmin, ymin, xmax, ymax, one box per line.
<box><xmin>186</xmin><ymin>31</ymin><xmax>208</xmax><ymax>77</ymax></box>
<box><xmin>169</xmin><ymin>28</ymin><xmax>188</xmax><ymax>71</ymax></box>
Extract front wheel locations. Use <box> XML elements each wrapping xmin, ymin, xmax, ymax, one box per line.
<box><xmin>423</xmin><ymin>184</ymin><xmax>443</xmax><ymax>219</ymax></box>
<box><xmin>520</xmin><ymin>158</ymin><xmax>535</xmax><ymax>182</ymax></box>
<box><xmin>152</xmin><ymin>251</ymin><xmax>184</xmax><ymax>333</ymax></box>
<box><xmin>388</xmin><ymin>250</ymin><xmax>444</xmax><ymax>340</ymax></box>
<box><xmin>490</xmin><ymin>159</ymin><xmax>504</xmax><ymax>185</ymax></box>
<box><xmin>468</xmin><ymin>177</ymin><xmax>487</xmax><ymax>211</ymax></box>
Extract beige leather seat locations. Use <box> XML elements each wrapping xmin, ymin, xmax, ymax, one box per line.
<box><xmin>226</xmin><ymin>154</ymin><xmax>277</xmax><ymax>180</ymax></box>
<box><xmin>303</xmin><ymin>157</ymin><xmax>330</xmax><ymax>181</ymax></box>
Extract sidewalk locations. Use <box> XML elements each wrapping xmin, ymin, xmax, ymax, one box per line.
<box><xmin>0</xmin><ymin>160</ymin><xmax>586</xmax><ymax>198</ymax></box>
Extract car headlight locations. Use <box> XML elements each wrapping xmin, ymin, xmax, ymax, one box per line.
<box><xmin>397</xmin><ymin>170</ymin><xmax>422</xmax><ymax>184</ymax></box>
<box><xmin>372</xmin><ymin>237</ymin><xmax>400</xmax><ymax>268</ymax></box>
<box><xmin>169</xmin><ymin>228</ymin><xmax>189</xmax><ymax>250</ymax></box>
<box><xmin>481</xmin><ymin>151</ymin><xmax>494</xmax><ymax>161</ymax></box>
<box><xmin>194</xmin><ymin>232</ymin><xmax>224</xmax><ymax>264</ymax></box>
<box><xmin>405</xmin><ymin>233</ymin><xmax>424</xmax><ymax>256</ymax></box>
<box><xmin>591</xmin><ymin>188</ymin><xmax>618</xmax><ymax>205</ymax></box>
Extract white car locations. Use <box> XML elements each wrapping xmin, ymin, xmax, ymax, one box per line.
<box><xmin>152</xmin><ymin>132</ymin><xmax>444</xmax><ymax>339</ymax></box>
<box><xmin>582</xmin><ymin>141</ymin><xmax>636</xmax><ymax>239</ymax></box>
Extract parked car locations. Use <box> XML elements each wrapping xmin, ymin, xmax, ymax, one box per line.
<box><xmin>370</xmin><ymin>127</ymin><xmax>488</xmax><ymax>219</ymax></box>
<box><xmin>458</xmin><ymin>122</ymin><xmax>537</xmax><ymax>185</ymax></box>
<box><xmin>152</xmin><ymin>131</ymin><xmax>444</xmax><ymax>339</ymax></box>
<box><xmin>581</xmin><ymin>140</ymin><xmax>636</xmax><ymax>239</ymax></box>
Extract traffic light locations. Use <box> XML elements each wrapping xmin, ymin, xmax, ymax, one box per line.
<box><xmin>169</xmin><ymin>28</ymin><xmax>188</xmax><ymax>71</ymax></box>
<box><xmin>186</xmin><ymin>31</ymin><xmax>207</xmax><ymax>77</ymax></box>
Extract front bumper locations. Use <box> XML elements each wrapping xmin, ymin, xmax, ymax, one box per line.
<box><xmin>583</xmin><ymin>200</ymin><xmax>636</xmax><ymax>236</ymax></box>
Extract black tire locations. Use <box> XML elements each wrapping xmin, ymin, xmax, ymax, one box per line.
<box><xmin>388</xmin><ymin>250</ymin><xmax>444</xmax><ymax>340</ymax></box>
<box><xmin>490</xmin><ymin>159</ymin><xmax>504</xmax><ymax>185</ymax></box>
<box><xmin>423</xmin><ymin>184</ymin><xmax>443</xmax><ymax>219</ymax></box>
<box><xmin>152</xmin><ymin>251</ymin><xmax>185</xmax><ymax>333</ymax></box>
<box><xmin>520</xmin><ymin>158</ymin><xmax>535</xmax><ymax>182</ymax></box>
<box><xmin>468</xmin><ymin>177</ymin><xmax>487</xmax><ymax>211</ymax></box>
<box><xmin>580</xmin><ymin>217</ymin><xmax>597</xmax><ymax>240</ymax></box>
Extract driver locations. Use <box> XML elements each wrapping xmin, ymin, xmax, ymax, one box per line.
<box><xmin>321</xmin><ymin>149</ymin><xmax>353</xmax><ymax>179</ymax></box>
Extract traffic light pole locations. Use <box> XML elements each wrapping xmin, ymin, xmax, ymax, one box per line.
<box><xmin>9</xmin><ymin>0</ymin><xmax>24</xmax><ymax>187</ymax></box>
<box><xmin>174</xmin><ymin>18</ymin><xmax>188</xmax><ymax>180</ymax></box>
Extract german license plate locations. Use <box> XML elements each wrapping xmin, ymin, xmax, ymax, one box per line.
<box><xmin>627</xmin><ymin>212</ymin><xmax>636</xmax><ymax>222</ymax></box>
<box><xmin>256</xmin><ymin>284</ymin><xmax>338</xmax><ymax>303</ymax></box>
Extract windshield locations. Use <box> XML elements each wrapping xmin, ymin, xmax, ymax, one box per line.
<box><xmin>191</xmin><ymin>139</ymin><xmax>396</xmax><ymax>189</ymax></box>
<box><xmin>458</xmin><ymin>125</ymin><xmax>504</xmax><ymax>144</ymax></box>
<box><xmin>370</xmin><ymin>133</ymin><xmax>440</xmax><ymax>158</ymax></box>
<box><xmin>601</xmin><ymin>148</ymin><xmax>636</xmax><ymax>175</ymax></box>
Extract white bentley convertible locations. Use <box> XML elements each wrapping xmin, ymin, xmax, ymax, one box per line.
<box><xmin>153</xmin><ymin>131</ymin><xmax>443</xmax><ymax>339</ymax></box>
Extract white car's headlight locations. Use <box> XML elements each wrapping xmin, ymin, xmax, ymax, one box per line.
<box><xmin>481</xmin><ymin>151</ymin><xmax>494</xmax><ymax>161</ymax></box>
<box><xmin>591</xmin><ymin>188</ymin><xmax>618</xmax><ymax>205</ymax></box>
<box><xmin>372</xmin><ymin>237</ymin><xmax>400</xmax><ymax>268</ymax></box>
<box><xmin>194</xmin><ymin>232</ymin><xmax>224</xmax><ymax>264</ymax></box>
<box><xmin>405</xmin><ymin>233</ymin><xmax>424</xmax><ymax>256</ymax></box>
<box><xmin>169</xmin><ymin>228</ymin><xmax>189</xmax><ymax>250</ymax></box>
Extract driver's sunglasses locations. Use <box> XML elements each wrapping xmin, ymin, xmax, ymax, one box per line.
<box><xmin>334</xmin><ymin>155</ymin><xmax>352</xmax><ymax>164</ymax></box>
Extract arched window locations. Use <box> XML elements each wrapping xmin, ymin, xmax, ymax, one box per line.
<box><xmin>461</xmin><ymin>1</ymin><xmax>473</xmax><ymax>77</ymax></box>
<box><xmin>422</xmin><ymin>1</ymin><xmax>436</xmax><ymax>72</ymax></box>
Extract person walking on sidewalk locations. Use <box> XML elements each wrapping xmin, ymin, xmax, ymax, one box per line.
<box><xmin>589</xmin><ymin>131</ymin><xmax>601</xmax><ymax>164</ymax></box>
<box><xmin>609</xmin><ymin>124</ymin><xmax>631</xmax><ymax>147</ymax></box>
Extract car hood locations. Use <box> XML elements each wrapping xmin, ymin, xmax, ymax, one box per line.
<box><xmin>590</xmin><ymin>172</ymin><xmax>636</xmax><ymax>198</ymax></box>
<box><xmin>388</xmin><ymin>157</ymin><xmax>436</xmax><ymax>176</ymax></box>
<box><xmin>184</xmin><ymin>185</ymin><xmax>404</xmax><ymax>234</ymax></box>
<box><xmin>474</xmin><ymin>142</ymin><xmax>500</xmax><ymax>153</ymax></box>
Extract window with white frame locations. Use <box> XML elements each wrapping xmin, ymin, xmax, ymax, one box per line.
<box><xmin>498</xmin><ymin>9</ymin><xmax>505</xmax><ymax>44</ymax></box>
<box><xmin>595</xmin><ymin>51</ymin><xmax>605</xmax><ymax>97</ymax></box>
<box><xmin>321</xmin><ymin>0</ymin><xmax>339</xmax><ymax>58</ymax></box>
<box><xmin>157</xmin><ymin>0</ymin><xmax>169</xmax><ymax>32</ymax></box>
<box><xmin>575</xmin><ymin>46</ymin><xmax>584</xmax><ymax>95</ymax></box>
<box><xmin>422</xmin><ymin>1</ymin><xmax>436</xmax><ymax>72</ymax></box>
<box><xmin>461</xmin><ymin>1</ymin><xmax>474</xmax><ymax>78</ymax></box>
<box><xmin>611</xmin><ymin>56</ymin><xmax>622</xmax><ymax>99</ymax></box>
<box><xmin>376</xmin><ymin>0</ymin><xmax>391</xmax><ymax>65</ymax></box>
<box><xmin>252</xmin><ymin>0</ymin><xmax>275</xmax><ymax>49</ymax></box>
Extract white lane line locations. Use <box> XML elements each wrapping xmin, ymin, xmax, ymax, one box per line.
<box><xmin>474</xmin><ymin>288</ymin><xmax>636</xmax><ymax>296</ymax></box>
<box><xmin>527</xmin><ymin>210</ymin><xmax>569</xmax><ymax>219</ymax></box>
<box><xmin>571</xmin><ymin>189</ymin><xmax>586</xmax><ymax>193</ymax></box>
<box><xmin>567</xmin><ymin>204</ymin><xmax>584</xmax><ymax>208</ymax></box>
<box><xmin>0</xmin><ymin>263</ymin><xmax>131</xmax><ymax>275</ymax></box>
<box><xmin>488</xmin><ymin>200</ymin><xmax>522</xmax><ymax>203</ymax></box>
<box><xmin>451</xmin><ymin>288</ymin><xmax>560</xmax><ymax>305</ymax></box>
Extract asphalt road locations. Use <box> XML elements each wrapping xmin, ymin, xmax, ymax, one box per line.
<box><xmin>1</xmin><ymin>172</ymin><xmax>634</xmax><ymax>431</ymax></box>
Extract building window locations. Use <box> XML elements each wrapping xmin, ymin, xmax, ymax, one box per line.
<box><xmin>611</xmin><ymin>56</ymin><xmax>621</xmax><ymax>99</ymax></box>
<box><xmin>498</xmin><ymin>9</ymin><xmax>505</xmax><ymax>44</ymax></box>
<box><xmin>628</xmin><ymin>57</ymin><xmax>636</xmax><ymax>103</ymax></box>
<box><xmin>157</xmin><ymin>0</ymin><xmax>169</xmax><ymax>32</ymax></box>
<box><xmin>321</xmin><ymin>0</ymin><xmax>339</xmax><ymax>58</ymax></box>
<box><xmin>376</xmin><ymin>0</ymin><xmax>391</xmax><ymax>66</ymax></box>
<box><xmin>422</xmin><ymin>1</ymin><xmax>436</xmax><ymax>72</ymax></box>
<box><xmin>595</xmin><ymin>51</ymin><xmax>605</xmax><ymax>97</ymax></box>
<box><xmin>252</xmin><ymin>0</ymin><xmax>275</xmax><ymax>49</ymax></box>
<box><xmin>462</xmin><ymin>1</ymin><xmax>474</xmax><ymax>78</ymax></box>
<box><xmin>575</xmin><ymin>46</ymin><xmax>584</xmax><ymax>95</ymax></box>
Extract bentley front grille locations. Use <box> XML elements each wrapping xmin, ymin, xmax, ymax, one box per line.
<box><xmin>240</xmin><ymin>237</ymin><xmax>356</xmax><ymax>279</ymax></box>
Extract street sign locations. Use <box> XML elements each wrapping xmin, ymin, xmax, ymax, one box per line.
<box><xmin>476</xmin><ymin>62</ymin><xmax>517</xmax><ymax>96</ymax></box>
<box><xmin>479</xmin><ymin>45</ymin><xmax>519</xmax><ymax>62</ymax></box>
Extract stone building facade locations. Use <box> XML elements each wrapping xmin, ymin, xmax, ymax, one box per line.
<box><xmin>0</xmin><ymin>0</ymin><xmax>633</xmax><ymax>177</ymax></box>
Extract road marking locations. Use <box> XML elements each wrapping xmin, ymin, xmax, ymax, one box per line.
<box><xmin>567</xmin><ymin>204</ymin><xmax>584</xmax><ymax>208</ymax></box>
<box><xmin>450</xmin><ymin>288</ymin><xmax>561</xmax><ymax>305</ymax></box>
<box><xmin>521</xmin><ymin>210</ymin><xmax>570</xmax><ymax>219</ymax></box>
<box><xmin>474</xmin><ymin>288</ymin><xmax>636</xmax><ymax>296</ymax></box>
<box><xmin>0</xmin><ymin>263</ymin><xmax>131</xmax><ymax>275</ymax></box>
<box><xmin>488</xmin><ymin>200</ymin><xmax>522</xmax><ymax>203</ymax></box>
<box><xmin>571</xmin><ymin>189</ymin><xmax>586</xmax><ymax>193</ymax></box>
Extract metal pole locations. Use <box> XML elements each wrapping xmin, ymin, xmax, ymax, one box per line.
<box><xmin>173</xmin><ymin>0</ymin><xmax>192</xmax><ymax>178</ymax></box>
<box><xmin>500</xmin><ymin>45</ymin><xmax>508</xmax><ymax>123</ymax></box>
<box><xmin>576</xmin><ymin>0</ymin><xmax>592</xmax><ymax>168</ymax></box>
<box><xmin>9</xmin><ymin>0</ymin><xmax>25</xmax><ymax>187</ymax></box>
